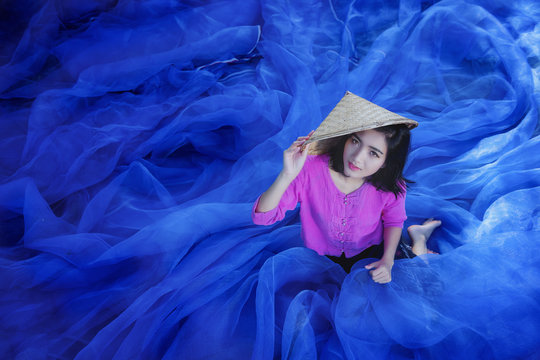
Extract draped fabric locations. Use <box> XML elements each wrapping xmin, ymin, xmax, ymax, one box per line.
<box><xmin>1</xmin><ymin>0</ymin><xmax>539</xmax><ymax>358</ymax></box>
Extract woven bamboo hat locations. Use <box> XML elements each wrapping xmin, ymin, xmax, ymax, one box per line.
<box><xmin>304</xmin><ymin>91</ymin><xmax>418</xmax><ymax>146</ymax></box>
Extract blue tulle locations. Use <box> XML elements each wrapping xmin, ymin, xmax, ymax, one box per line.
<box><xmin>1</xmin><ymin>0</ymin><xmax>539</xmax><ymax>358</ymax></box>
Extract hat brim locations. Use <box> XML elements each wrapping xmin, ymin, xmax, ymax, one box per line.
<box><xmin>304</xmin><ymin>91</ymin><xmax>418</xmax><ymax>145</ymax></box>
<box><xmin>305</xmin><ymin>118</ymin><xmax>418</xmax><ymax>144</ymax></box>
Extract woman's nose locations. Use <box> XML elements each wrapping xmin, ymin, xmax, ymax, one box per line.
<box><xmin>353</xmin><ymin>148</ymin><xmax>367</xmax><ymax>164</ymax></box>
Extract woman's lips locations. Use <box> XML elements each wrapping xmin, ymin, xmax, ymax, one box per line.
<box><xmin>348</xmin><ymin>162</ymin><xmax>360</xmax><ymax>171</ymax></box>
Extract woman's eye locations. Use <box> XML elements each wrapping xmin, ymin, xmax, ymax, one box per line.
<box><xmin>352</xmin><ymin>138</ymin><xmax>359</xmax><ymax>144</ymax></box>
<box><xmin>370</xmin><ymin>151</ymin><xmax>379</xmax><ymax>158</ymax></box>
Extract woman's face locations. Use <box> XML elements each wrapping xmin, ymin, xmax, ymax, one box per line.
<box><xmin>342</xmin><ymin>129</ymin><xmax>388</xmax><ymax>180</ymax></box>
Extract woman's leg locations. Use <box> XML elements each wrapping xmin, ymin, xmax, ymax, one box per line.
<box><xmin>327</xmin><ymin>220</ymin><xmax>441</xmax><ymax>272</ymax></box>
<box><xmin>407</xmin><ymin>218</ymin><xmax>442</xmax><ymax>255</ymax></box>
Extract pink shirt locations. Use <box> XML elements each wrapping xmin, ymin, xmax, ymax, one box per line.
<box><xmin>252</xmin><ymin>154</ymin><xmax>407</xmax><ymax>257</ymax></box>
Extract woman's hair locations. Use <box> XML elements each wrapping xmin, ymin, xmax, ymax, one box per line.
<box><xmin>312</xmin><ymin>124</ymin><xmax>412</xmax><ymax>197</ymax></box>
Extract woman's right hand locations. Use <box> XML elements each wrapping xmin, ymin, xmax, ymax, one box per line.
<box><xmin>281</xmin><ymin>130</ymin><xmax>314</xmax><ymax>179</ymax></box>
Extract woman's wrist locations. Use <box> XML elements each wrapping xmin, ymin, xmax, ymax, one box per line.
<box><xmin>278</xmin><ymin>169</ymin><xmax>298</xmax><ymax>184</ymax></box>
<box><xmin>380</xmin><ymin>254</ymin><xmax>395</xmax><ymax>266</ymax></box>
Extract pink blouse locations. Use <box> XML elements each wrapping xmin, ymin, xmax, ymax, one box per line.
<box><xmin>251</xmin><ymin>154</ymin><xmax>407</xmax><ymax>257</ymax></box>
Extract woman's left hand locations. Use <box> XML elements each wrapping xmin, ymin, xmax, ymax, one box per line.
<box><xmin>365</xmin><ymin>259</ymin><xmax>394</xmax><ymax>284</ymax></box>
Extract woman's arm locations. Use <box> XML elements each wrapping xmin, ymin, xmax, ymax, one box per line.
<box><xmin>255</xmin><ymin>171</ymin><xmax>297</xmax><ymax>212</ymax></box>
<box><xmin>255</xmin><ymin>131</ymin><xmax>314</xmax><ymax>213</ymax></box>
<box><xmin>365</xmin><ymin>226</ymin><xmax>402</xmax><ymax>284</ymax></box>
<box><xmin>381</xmin><ymin>226</ymin><xmax>401</xmax><ymax>264</ymax></box>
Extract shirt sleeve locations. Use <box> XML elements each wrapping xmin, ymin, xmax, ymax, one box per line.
<box><xmin>251</xmin><ymin>158</ymin><xmax>308</xmax><ymax>226</ymax></box>
<box><xmin>381</xmin><ymin>191</ymin><xmax>407</xmax><ymax>228</ymax></box>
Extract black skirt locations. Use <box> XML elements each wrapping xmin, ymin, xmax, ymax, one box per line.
<box><xmin>326</xmin><ymin>241</ymin><xmax>415</xmax><ymax>273</ymax></box>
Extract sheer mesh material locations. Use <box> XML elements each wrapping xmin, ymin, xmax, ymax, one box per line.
<box><xmin>1</xmin><ymin>0</ymin><xmax>539</xmax><ymax>358</ymax></box>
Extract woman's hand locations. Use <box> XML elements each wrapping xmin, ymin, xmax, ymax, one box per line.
<box><xmin>281</xmin><ymin>130</ymin><xmax>314</xmax><ymax>179</ymax></box>
<box><xmin>365</xmin><ymin>259</ymin><xmax>394</xmax><ymax>284</ymax></box>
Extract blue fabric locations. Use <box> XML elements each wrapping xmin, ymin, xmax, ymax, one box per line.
<box><xmin>1</xmin><ymin>0</ymin><xmax>539</xmax><ymax>358</ymax></box>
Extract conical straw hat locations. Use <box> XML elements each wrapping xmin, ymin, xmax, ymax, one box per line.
<box><xmin>304</xmin><ymin>91</ymin><xmax>418</xmax><ymax>145</ymax></box>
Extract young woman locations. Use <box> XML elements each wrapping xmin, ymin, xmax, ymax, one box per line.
<box><xmin>252</xmin><ymin>92</ymin><xmax>440</xmax><ymax>283</ymax></box>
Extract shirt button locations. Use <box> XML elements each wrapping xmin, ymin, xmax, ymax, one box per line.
<box><xmin>340</xmin><ymin>240</ymin><xmax>344</xmax><ymax>244</ymax></box>
<box><xmin>342</xmin><ymin>219</ymin><xmax>346</xmax><ymax>225</ymax></box>
<box><xmin>339</xmin><ymin>232</ymin><xmax>344</xmax><ymax>237</ymax></box>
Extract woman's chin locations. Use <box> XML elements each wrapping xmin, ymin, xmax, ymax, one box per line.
<box><xmin>343</xmin><ymin>170</ymin><xmax>363</xmax><ymax>181</ymax></box>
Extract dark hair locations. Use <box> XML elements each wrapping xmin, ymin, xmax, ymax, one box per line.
<box><xmin>314</xmin><ymin>124</ymin><xmax>412</xmax><ymax>197</ymax></box>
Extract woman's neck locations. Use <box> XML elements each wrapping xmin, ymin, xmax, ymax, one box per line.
<box><xmin>328</xmin><ymin>167</ymin><xmax>365</xmax><ymax>195</ymax></box>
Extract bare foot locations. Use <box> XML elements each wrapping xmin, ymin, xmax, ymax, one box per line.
<box><xmin>407</xmin><ymin>218</ymin><xmax>442</xmax><ymax>256</ymax></box>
